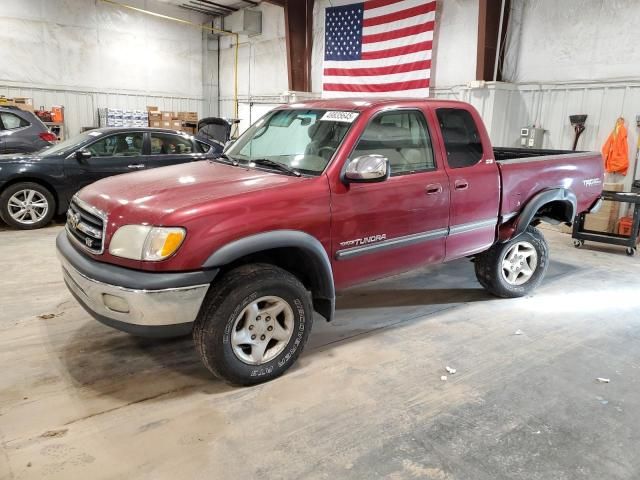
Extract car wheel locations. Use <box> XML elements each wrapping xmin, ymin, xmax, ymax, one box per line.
<box><xmin>0</xmin><ymin>182</ymin><xmax>56</xmax><ymax>230</ymax></box>
<box><xmin>474</xmin><ymin>226</ymin><xmax>549</xmax><ymax>298</ymax></box>
<box><xmin>193</xmin><ymin>263</ymin><xmax>313</xmax><ymax>386</ymax></box>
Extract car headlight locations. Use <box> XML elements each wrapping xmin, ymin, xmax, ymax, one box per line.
<box><xmin>109</xmin><ymin>225</ymin><xmax>186</xmax><ymax>261</ymax></box>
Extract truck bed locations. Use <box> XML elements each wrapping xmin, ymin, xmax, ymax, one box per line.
<box><xmin>495</xmin><ymin>149</ymin><xmax>604</xmax><ymax>222</ymax></box>
<box><xmin>493</xmin><ymin>147</ymin><xmax>577</xmax><ymax>162</ymax></box>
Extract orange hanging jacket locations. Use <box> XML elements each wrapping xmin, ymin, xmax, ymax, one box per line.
<box><xmin>602</xmin><ymin>118</ymin><xmax>629</xmax><ymax>175</ymax></box>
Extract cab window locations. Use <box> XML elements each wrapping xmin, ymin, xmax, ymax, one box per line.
<box><xmin>436</xmin><ymin>108</ymin><xmax>484</xmax><ymax>168</ymax></box>
<box><xmin>349</xmin><ymin>110</ymin><xmax>435</xmax><ymax>176</ymax></box>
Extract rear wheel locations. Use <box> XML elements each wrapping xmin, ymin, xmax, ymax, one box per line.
<box><xmin>0</xmin><ymin>182</ymin><xmax>56</xmax><ymax>229</ymax></box>
<box><xmin>193</xmin><ymin>264</ymin><xmax>313</xmax><ymax>386</ymax></box>
<box><xmin>475</xmin><ymin>226</ymin><xmax>549</xmax><ymax>298</ymax></box>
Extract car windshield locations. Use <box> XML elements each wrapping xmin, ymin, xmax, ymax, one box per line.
<box><xmin>39</xmin><ymin>131</ymin><xmax>105</xmax><ymax>157</ymax></box>
<box><xmin>225</xmin><ymin>109</ymin><xmax>357</xmax><ymax>175</ymax></box>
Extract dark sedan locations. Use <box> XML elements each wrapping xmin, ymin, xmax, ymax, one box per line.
<box><xmin>0</xmin><ymin>127</ymin><xmax>222</xmax><ymax>229</ymax></box>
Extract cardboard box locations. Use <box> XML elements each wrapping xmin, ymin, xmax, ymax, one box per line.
<box><xmin>171</xmin><ymin>120</ymin><xmax>182</xmax><ymax>130</ymax></box>
<box><xmin>177</xmin><ymin>111</ymin><xmax>198</xmax><ymax>122</ymax></box>
<box><xmin>182</xmin><ymin>126</ymin><xmax>196</xmax><ymax>135</ymax></box>
<box><xmin>161</xmin><ymin>111</ymin><xmax>172</xmax><ymax>121</ymax></box>
<box><xmin>161</xmin><ymin>120</ymin><xmax>172</xmax><ymax>129</ymax></box>
<box><xmin>147</xmin><ymin>105</ymin><xmax>159</xmax><ymax>112</ymax></box>
<box><xmin>149</xmin><ymin>111</ymin><xmax>162</xmax><ymax>122</ymax></box>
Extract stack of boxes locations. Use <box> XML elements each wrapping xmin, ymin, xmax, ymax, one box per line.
<box><xmin>147</xmin><ymin>107</ymin><xmax>197</xmax><ymax>134</ymax></box>
<box><xmin>0</xmin><ymin>96</ymin><xmax>35</xmax><ymax>112</ymax></box>
<box><xmin>98</xmin><ymin>108</ymin><xmax>148</xmax><ymax>128</ymax></box>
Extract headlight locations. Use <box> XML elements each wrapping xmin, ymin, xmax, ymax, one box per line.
<box><xmin>109</xmin><ymin>225</ymin><xmax>186</xmax><ymax>261</ymax></box>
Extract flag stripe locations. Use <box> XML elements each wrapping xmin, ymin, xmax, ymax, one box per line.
<box><xmin>363</xmin><ymin>2</ymin><xmax>436</xmax><ymax>27</ymax></box>
<box><xmin>362</xmin><ymin>30</ymin><xmax>432</xmax><ymax>53</ymax></box>
<box><xmin>362</xmin><ymin>21</ymin><xmax>434</xmax><ymax>44</ymax></box>
<box><xmin>364</xmin><ymin>0</ymin><xmax>408</xmax><ymax>10</ymax></box>
<box><xmin>323</xmin><ymin>78</ymin><xmax>430</xmax><ymax>93</ymax></box>
<box><xmin>324</xmin><ymin>70</ymin><xmax>430</xmax><ymax>85</ymax></box>
<box><xmin>324</xmin><ymin>49</ymin><xmax>431</xmax><ymax>70</ymax></box>
<box><xmin>361</xmin><ymin>41</ymin><xmax>432</xmax><ymax>60</ymax></box>
<box><xmin>363</xmin><ymin>10</ymin><xmax>434</xmax><ymax>35</ymax></box>
<box><xmin>324</xmin><ymin>60</ymin><xmax>431</xmax><ymax>77</ymax></box>
<box><xmin>324</xmin><ymin>88</ymin><xmax>431</xmax><ymax>98</ymax></box>
<box><xmin>365</xmin><ymin>0</ymin><xmax>433</xmax><ymax>17</ymax></box>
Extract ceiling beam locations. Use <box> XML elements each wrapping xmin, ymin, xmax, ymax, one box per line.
<box><xmin>193</xmin><ymin>0</ymin><xmax>237</xmax><ymax>12</ymax></box>
<box><xmin>283</xmin><ymin>0</ymin><xmax>314</xmax><ymax>91</ymax></box>
<box><xmin>476</xmin><ymin>0</ymin><xmax>510</xmax><ymax>81</ymax></box>
<box><xmin>180</xmin><ymin>4</ymin><xmax>225</xmax><ymax>16</ymax></box>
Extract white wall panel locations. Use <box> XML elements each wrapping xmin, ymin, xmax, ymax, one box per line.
<box><xmin>503</xmin><ymin>0</ymin><xmax>640</xmax><ymax>83</ymax></box>
<box><xmin>435</xmin><ymin>81</ymin><xmax>640</xmax><ymax>188</ymax></box>
<box><xmin>0</xmin><ymin>0</ymin><xmax>207</xmax><ymax>137</ymax></box>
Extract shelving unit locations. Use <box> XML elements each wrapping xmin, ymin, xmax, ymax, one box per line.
<box><xmin>44</xmin><ymin>122</ymin><xmax>65</xmax><ymax>141</ymax></box>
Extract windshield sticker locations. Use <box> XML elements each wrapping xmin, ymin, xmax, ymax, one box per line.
<box><xmin>320</xmin><ymin>111</ymin><xmax>359</xmax><ymax>123</ymax></box>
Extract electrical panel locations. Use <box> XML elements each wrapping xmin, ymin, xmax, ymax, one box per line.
<box><xmin>520</xmin><ymin>126</ymin><xmax>544</xmax><ymax>149</ymax></box>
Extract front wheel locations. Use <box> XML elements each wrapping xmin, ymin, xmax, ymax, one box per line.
<box><xmin>193</xmin><ymin>264</ymin><xmax>313</xmax><ymax>386</ymax></box>
<box><xmin>0</xmin><ymin>182</ymin><xmax>56</xmax><ymax>229</ymax></box>
<box><xmin>475</xmin><ymin>226</ymin><xmax>549</xmax><ymax>298</ymax></box>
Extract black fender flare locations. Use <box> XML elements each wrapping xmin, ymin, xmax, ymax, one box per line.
<box><xmin>511</xmin><ymin>188</ymin><xmax>577</xmax><ymax>239</ymax></box>
<box><xmin>202</xmin><ymin>230</ymin><xmax>336</xmax><ymax>321</ymax></box>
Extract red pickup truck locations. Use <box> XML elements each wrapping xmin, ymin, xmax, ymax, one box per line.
<box><xmin>57</xmin><ymin>98</ymin><xmax>604</xmax><ymax>385</ymax></box>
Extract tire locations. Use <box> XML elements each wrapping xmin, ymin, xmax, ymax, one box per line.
<box><xmin>475</xmin><ymin>226</ymin><xmax>549</xmax><ymax>298</ymax></box>
<box><xmin>0</xmin><ymin>182</ymin><xmax>56</xmax><ymax>229</ymax></box>
<box><xmin>193</xmin><ymin>263</ymin><xmax>314</xmax><ymax>386</ymax></box>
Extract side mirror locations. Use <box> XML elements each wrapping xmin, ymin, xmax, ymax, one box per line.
<box><xmin>75</xmin><ymin>149</ymin><xmax>92</xmax><ymax>163</ymax></box>
<box><xmin>344</xmin><ymin>154</ymin><xmax>390</xmax><ymax>183</ymax></box>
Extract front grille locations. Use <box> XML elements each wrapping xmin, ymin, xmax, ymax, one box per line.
<box><xmin>66</xmin><ymin>197</ymin><xmax>106</xmax><ymax>254</ymax></box>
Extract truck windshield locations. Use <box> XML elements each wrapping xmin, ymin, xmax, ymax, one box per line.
<box><xmin>225</xmin><ymin>109</ymin><xmax>356</xmax><ymax>175</ymax></box>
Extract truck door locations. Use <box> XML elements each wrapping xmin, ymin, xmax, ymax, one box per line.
<box><xmin>331</xmin><ymin>109</ymin><xmax>450</xmax><ymax>288</ymax></box>
<box><xmin>431</xmin><ymin>106</ymin><xmax>499</xmax><ymax>260</ymax></box>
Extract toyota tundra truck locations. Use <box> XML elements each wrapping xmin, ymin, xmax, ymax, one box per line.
<box><xmin>56</xmin><ymin>98</ymin><xmax>604</xmax><ymax>385</ymax></box>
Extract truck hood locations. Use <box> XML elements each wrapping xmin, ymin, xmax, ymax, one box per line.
<box><xmin>78</xmin><ymin>160</ymin><xmax>306</xmax><ymax>225</ymax></box>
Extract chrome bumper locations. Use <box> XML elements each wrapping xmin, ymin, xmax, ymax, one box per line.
<box><xmin>58</xmin><ymin>252</ymin><xmax>209</xmax><ymax>328</ymax></box>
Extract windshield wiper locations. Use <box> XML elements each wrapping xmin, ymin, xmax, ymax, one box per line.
<box><xmin>250</xmin><ymin>158</ymin><xmax>301</xmax><ymax>177</ymax></box>
<box><xmin>210</xmin><ymin>153</ymin><xmax>239</xmax><ymax>166</ymax></box>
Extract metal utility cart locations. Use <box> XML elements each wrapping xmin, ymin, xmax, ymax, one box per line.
<box><xmin>572</xmin><ymin>190</ymin><xmax>640</xmax><ymax>256</ymax></box>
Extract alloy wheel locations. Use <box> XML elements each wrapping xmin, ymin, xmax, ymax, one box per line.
<box><xmin>7</xmin><ymin>189</ymin><xmax>49</xmax><ymax>225</ymax></box>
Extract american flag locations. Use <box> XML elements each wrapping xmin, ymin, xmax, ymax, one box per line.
<box><xmin>322</xmin><ymin>0</ymin><xmax>436</xmax><ymax>97</ymax></box>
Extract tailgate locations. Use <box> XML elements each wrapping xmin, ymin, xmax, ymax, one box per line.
<box><xmin>498</xmin><ymin>152</ymin><xmax>604</xmax><ymax>219</ymax></box>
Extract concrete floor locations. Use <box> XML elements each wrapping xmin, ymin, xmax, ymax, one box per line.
<box><xmin>1</xmin><ymin>224</ymin><xmax>639</xmax><ymax>480</ymax></box>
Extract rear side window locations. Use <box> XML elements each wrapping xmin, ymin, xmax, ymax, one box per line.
<box><xmin>150</xmin><ymin>133</ymin><xmax>194</xmax><ymax>154</ymax></box>
<box><xmin>436</xmin><ymin>108</ymin><xmax>483</xmax><ymax>168</ymax></box>
<box><xmin>0</xmin><ymin>112</ymin><xmax>29</xmax><ymax>130</ymax></box>
<box><xmin>350</xmin><ymin>110</ymin><xmax>435</xmax><ymax>176</ymax></box>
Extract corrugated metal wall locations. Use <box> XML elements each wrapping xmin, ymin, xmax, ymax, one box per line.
<box><xmin>434</xmin><ymin>81</ymin><xmax>640</xmax><ymax>187</ymax></box>
<box><xmin>0</xmin><ymin>84</ymin><xmax>203</xmax><ymax>138</ymax></box>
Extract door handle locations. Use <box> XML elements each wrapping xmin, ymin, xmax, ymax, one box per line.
<box><xmin>128</xmin><ymin>164</ymin><xmax>145</xmax><ymax>169</ymax></box>
<box><xmin>454</xmin><ymin>179</ymin><xmax>469</xmax><ymax>190</ymax></box>
<box><xmin>425</xmin><ymin>183</ymin><xmax>443</xmax><ymax>195</ymax></box>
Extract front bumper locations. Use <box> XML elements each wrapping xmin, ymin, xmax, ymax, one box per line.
<box><xmin>57</xmin><ymin>232</ymin><xmax>217</xmax><ymax>337</ymax></box>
